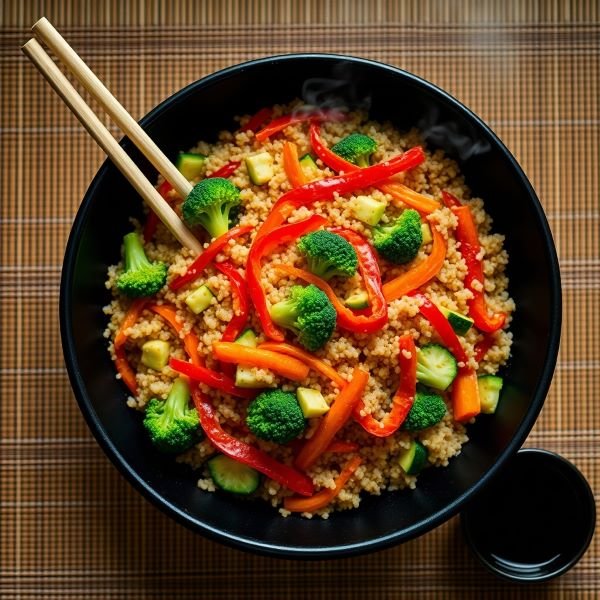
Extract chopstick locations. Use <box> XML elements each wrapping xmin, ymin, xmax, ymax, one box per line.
<box><xmin>32</xmin><ymin>17</ymin><xmax>193</xmax><ymax>201</ymax></box>
<box><xmin>21</xmin><ymin>26</ymin><xmax>202</xmax><ymax>254</ymax></box>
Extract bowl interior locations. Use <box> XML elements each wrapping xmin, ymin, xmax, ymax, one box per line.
<box><xmin>61</xmin><ymin>55</ymin><xmax>561</xmax><ymax>558</ymax></box>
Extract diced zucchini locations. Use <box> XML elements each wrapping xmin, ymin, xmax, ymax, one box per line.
<box><xmin>140</xmin><ymin>340</ymin><xmax>171</xmax><ymax>371</ymax></box>
<box><xmin>185</xmin><ymin>284</ymin><xmax>214</xmax><ymax>314</ymax></box>
<box><xmin>176</xmin><ymin>152</ymin><xmax>206</xmax><ymax>180</ymax></box>
<box><xmin>399</xmin><ymin>440</ymin><xmax>429</xmax><ymax>475</ymax></box>
<box><xmin>478</xmin><ymin>375</ymin><xmax>504</xmax><ymax>414</ymax></box>
<box><xmin>299</xmin><ymin>153</ymin><xmax>320</xmax><ymax>179</ymax></box>
<box><xmin>416</xmin><ymin>344</ymin><xmax>458</xmax><ymax>391</ymax></box>
<box><xmin>235</xmin><ymin>329</ymin><xmax>258</xmax><ymax>348</ymax></box>
<box><xmin>421</xmin><ymin>223</ymin><xmax>433</xmax><ymax>245</ymax></box>
<box><xmin>350</xmin><ymin>195</ymin><xmax>387</xmax><ymax>226</ymax></box>
<box><xmin>344</xmin><ymin>291</ymin><xmax>369</xmax><ymax>310</ymax></box>
<box><xmin>439</xmin><ymin>306</ymin><xmax>474</xmax><ymax>336</ymax></box>
<box><xmin>245</xmin><ymin>151</ymin><xmax>274</xmax><ymax>185</ymax></box>
<box><xmin>296</xmin><ymin>387</ymin><xmax>330</xmax><ymax>418</ymax></box>
<box><xmin>207</xmin><ymin>454</ymin><xmax>260</xmax><ymax>494</ymax></box>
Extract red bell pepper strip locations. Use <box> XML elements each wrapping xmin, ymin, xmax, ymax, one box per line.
<box><xmin>213</xmin><ymin>261</ymin><xmax>249</xmax><ymax>343</ymax></box>
<box><xmin>328</xmin><ymin>227</ymin><xmax>388</xmax><ymax>329</ymax></box>
<box><xmin>169</xmin><ymin>224</ymin><xmax>253</xmax><ymax>291</ymax></box>
<box><xmin>353</xmin><ymin>334</ymin><xmax>416</xmax><ymax>436</ymax></box>
<box><xmin>144</xmin><ymin>180</ymin><xmax>174</xmax><ymax>243</ymax></box>
<box><xmin>191</xmin><ymin>384</ymin><xmax>314</xmax><ymax>496</ymax></box>
<box><xmin>256</xmin><ymin>146</ymin><xmax>426</xmax><ymax>239</ymax></box>
<box><xmin>412</xmin><ymin>293</ymin><xmax>469</xmax><ymax>364</ymax></box>
<box><xmin>114</xmin><ymin>346</ymin><xmax>138</xmax><ymax>396</ymax></box>
<box><xmin>442</xmin><ymin>191</ymin><xmax>506</xmax><ymax>333</ymax></box>
<box><xmin>169</xmin><ymin>357</ymin><xmax>255</xmax><ymax>399</ymax></box>
<box><xmin>207</xmin><ymin>160</ymin><xmax>241</xmax><ymax>179</ymax></box>
<box><xmin>255</xmin><ymin>107</ymin><xmax>347</xmax><ymax>143</ymax></box>
<box><xmin>246</xmin><ymin>214</ymin><xmax>328</xmax><ymax>341</ymax></box>
<box><xmin>240</xmin><ymin>107</ymin><xmax>273</xmax><ymax>133</ymax></box>
<box><xmin>474</xmin><ymin>333</ymin><xmax>497</xmax><ymax>362</ymax></box>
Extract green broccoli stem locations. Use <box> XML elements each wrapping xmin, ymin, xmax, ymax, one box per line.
<box><xmin>198</xmin><ymin>204</ymin><xmax>231</xmax><ymax>239</ymax></box>
<box><xmin>355</xmin><ymin>156</ymin><xmax>370</xmax><ymax>168</ymax></box>
<box><xmin>123</xmin><ymin>232</ymin><xmax>151</xmax><ymax>271</ymax></box>
<box><xmin>270</xmin><ymin>298</ymin><xmax>299</xmax><ymax>330</ymax></box>
<box><xmin>163</xmin><ymin>377</ymin><xmax>191</xmax><ymax>422</ymax></box>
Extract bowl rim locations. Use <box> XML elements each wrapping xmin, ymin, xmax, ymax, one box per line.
<box><xmin>59</xmin><ymin>52</ymin><xmax>562</xmax><ymax>558</ymax></box>
<box><xmin>460</xmin><ymin>448</ymin><xmax>596</xmax><ymax>582</ymax></box>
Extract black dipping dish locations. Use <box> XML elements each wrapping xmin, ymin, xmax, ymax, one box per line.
<box><xmin>462</xmin><ymin>449</ymin><xmax>596</xmax><ymax>582</ymax></box>
<box><xmin>60</xmin><ymin>54</ymin><xmax>562</xmax><ymax>558</ymax></box>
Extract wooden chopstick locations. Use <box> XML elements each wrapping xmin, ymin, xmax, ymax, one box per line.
<box><xmin>31</xmin><ymin>17</ymin><xmax>193</xmax><ymax>200</ymax></box>
<box><xmin>21</xmin><ymin>38</ymin><xmax>202</xmax><ymax>255</ymax></box>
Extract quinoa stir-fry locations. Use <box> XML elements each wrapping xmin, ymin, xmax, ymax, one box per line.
<box><xmin>104</xmin><ymin>102</ymin><xmax>514</xmax><ymax>517</ymax></box>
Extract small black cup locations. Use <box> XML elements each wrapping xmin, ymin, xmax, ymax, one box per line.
<box><xmin>461</xmin><ymin>448</ymin><xmax>596</xmax><ymax>582</ymax></box>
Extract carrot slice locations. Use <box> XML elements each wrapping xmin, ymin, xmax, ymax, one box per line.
<box><xmin>148</xmin><ymin>303</ymin><xmax>202</xmax><ymax>366</ymax></box>
<box><xmin>284</xmin><ymin>455</ymin><xmax>362</xmax><ymax>513</ymax></box>
<box><xmin>379</xmin><ymin>182</ymin><xmax>440</xmax><ymax>214</ymax></box>
<box><xmin>325</xmin><ymin>440</ymin><xmax>359</xmax><ymax>453</ymax></box>
<box><xmin>452</xmin><ymin>368</ymin><xmax>481</xmax><ymax>422</ymax></box>
<box><xmin>114</xmin><ymin>347</ymin><xmax>138</xmax><ymax>395</ymax></box>
<box><xmin>282</xmin><ymin>141</ymin><xmax>309</xmax><ymax>187</ymax></box>
<box><xmin>114</xmin><ymin>299</ymin><xmax>147</xmax><ymax>350</ymax></box>
<box><xmin>295</xmin><ymin>368</ymin><xmax>369</xmax><ymax>471</ymax></box>
<box><xmin>258</xmin><ymin>342</ymin><xmax>347</xmax><ymax>389</ymax></box>
<box><xmin>211</xmin><ymin>342</ymin><xmax>310</xmax><ymax>382</ymax></box>
<box><xmin>382</xmin><ymin>225</ymin><xmax>447</xmax><ymax>301</ymax></box>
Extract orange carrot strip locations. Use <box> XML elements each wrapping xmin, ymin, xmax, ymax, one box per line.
<box><xmin>282</xmin><ymin>141</ymin><xmax>309</xmax><ymax>188</ymax></box>
<box><xmin>452</xmin><ymin>368</ymin><xmax>481</xmax><ymax>422</ymax></box>
<box><xmin>325</xmin><ymin>440</ymin><xmax>359</xmax><ymax>453</ymax></box>
<box><xmin>284</xmin><ymin>455</ymin><xmax>362</xmax><ymax>513</ymax></box>
<box><xmin>114</xmin><ymin>299</ymin><xmax>147</xmax><ymax>350</ymax></box>
<box><xmin>382</xmin><ymin>225</ymin><xmax>447</xmax><ymax>301</ymax></box>
<box><xmin>114</xmin><ymin>347</ymin><xmax>138</xmax><ymax>395</ymax></box>
<box><xmin>379</xmin><ymin>182</ymin><xmax>440</xmax><ymax>214</ymax></box>
<box><xmin>258</xmin><ymin>342</ymin><xmax>347</xmax><ymax>389</ymax></box>
<box><xmin>148</xmin><ymin>304</ymin><xmax>202</xmax><ymax>366</ymax></box>
<box><xmin>211</xmin><ymin>342</ymin><xmax>310</xmax><ymax>382</ymax></box>
<box><xmin>295</xmin><ymin>368</ymin><xmax>369</xmax><ymax>471</ymax></box>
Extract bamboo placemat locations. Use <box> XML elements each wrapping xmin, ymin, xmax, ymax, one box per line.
<box><xmin>1</xmin><ymin>1</ymin><xmax>598</xmax><ymax>598</ymax></box>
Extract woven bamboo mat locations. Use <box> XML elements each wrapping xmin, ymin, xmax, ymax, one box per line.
<box><xmin>1</xmin><ymin>1</ymin><xmax>598</xmax><ymax>597</ymax></box>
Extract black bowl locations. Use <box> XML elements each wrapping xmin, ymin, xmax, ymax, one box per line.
<box><xmin>60</xmin><ymin>54</ymin><xmax>561</xmax><ymax>558</ymax></box>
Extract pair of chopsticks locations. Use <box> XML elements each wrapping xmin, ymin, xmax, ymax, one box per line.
<box><xmin>22</xmin><ymin>17</ymin><xmax>203</xmax><ymax>254</ymax></box>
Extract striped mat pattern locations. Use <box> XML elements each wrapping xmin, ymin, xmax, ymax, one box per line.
<box><xmin>1</xmin><ymin>1</ymin><xmax>598</xmax><ymax>598</ymax></box>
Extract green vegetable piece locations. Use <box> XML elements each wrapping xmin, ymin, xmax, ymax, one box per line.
<box><xmin>185</xmin><ymin>284</ymin><xmax>214</xmax><ymax>314</ymax></box>
<box><xmin>182</xmin><ymin>177</ymin><xmax>241</xmax><ymax>239</ymax></box>
<box><xmin>176</xmin><ymin>152</ymin><xmax>206</xmax><ymax>180</ymax></box>
<box><xmin>296</xmin><ymin>387</ymin><xmax>330</xmax><ymax>418</ymax></box>
<box><xmin>421</xmin><ymin>223</ymin><xmax>433</xmax><ymax>245</ymax></box>
<box><xmin>235</xmin><ymin>329</ymin><xmax>258</xmax><ymax>348</ymax></box>
<box><xmin>402</xmin><ymin>388</ymin><xmax>447</xmax><ymax>431</ymax></box>
<box><xmin>116</xmin><ymin>232</ymin><xmax>168</xmax><ymax>298</ymax></box>
<box><xmin>246</xmin><ymin>389</ymin><xmax>306</xmax><ymax>444</ymax></box>
<box><xmin>416</xmin><ymin>344</ymin><xmax>458</xmax><ymax>391</ymax></box>
<box><xmin>439</xmin><ymin>306</ymin><xmax>474</xmax><ymax>336</ymax></box>
<box><xmin>344</xmin><ymin>290</ymin><xmax>369</xmax><ymax>310</ymax></box>
<box><xmin>297</xmin><ymin>230</ymin><xmax>358</xmax><ymax>281</ymax></box>
<box><xmin>269</xmin><ymin>284</ymin><xmax>336</xmax><ymax>351</ymax></box>
<box><xmin>299</xmin><ymin>153</ymin><xmax>320</xmax><ymax>179</ymax></box>
<box><xmin>208</xmin><ymin>454</ymin><xmax>260</xmax><ymax>494</ymax></box>
<box><xmin>234</xmin><ymin>329</ymin><xmax>265</xmax><ymax>388</ymax></box>
<box><xmin>350</xmin><ymin>195</ymin><xmax>387</xmax><ymax>226</ymax></box>
<box><xmin>399</xmin><ymin>440</ymin><xmax>429</xmax><ymax>475</ymax></box>
<box><xmin>373</xmin><ymin>209</ymin><xmax>423</xmax><ymax>264</ymax></box>
<box><xmin>141</xmin><ymin>340</ymin><xmax>171</xmax><ymax>371</ymax></box>
<box><xmin>245</xmin><ymin>151</ymin><xmax>274</xmax><ymax>185</ymax></box>
<box><xmin>331</xmin><ymin>133</ymin><xmax>378</xmax><ymax>167</ymax></box>
<box><xmin>478</xmin><ymin>375</ymin><xmax>504</xmax><ymax>414</ymax></box>
<box><xmin>143</xmin><ymin>378</ymin><xmax>202</xmax><ymax>453</ymax></box>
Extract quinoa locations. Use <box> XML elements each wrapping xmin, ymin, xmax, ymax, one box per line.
<box><xmin>104</xmin><ymin>102</ymin><xmax>514</xmax><ymax>518</ymax></box>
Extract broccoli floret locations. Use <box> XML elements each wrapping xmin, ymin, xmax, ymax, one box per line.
<box><xmin>246</xmin><ymin>389</ymin><xmax>306</xmax><ymax>444</ymax></box>
<box><xmin>402</xmin><ymin>387</ymin><xmax>447</xmax><ymax>431</ymax></box>
<box><xmin>297</xmin><ymin>230</ymin><xmax>358</xmax><ymax>280</ymax></box>
<box><xmin>331</xmin><ymin>133</ymin><xmax>378</xmax><ymax>167</ymax></box>
<box><xmin>373</xmin><ymin>209</ymin><xmax>423</xmax><ymax>264</ymax></box>
<box><xmin>182</xmin><ymin>177</ymin><xmax>241</xmax><ymax>238</ymax></box>
<box><xmin>143</xmin><ymin>377</ymin><xmax>202</xmax><ymax>453</ymax></box>
<box><xmin>269</xmin><ymin>285</ymin><xmax>336</xmax><ymax>351</ymax></box>
<box><xmin>116</xmin><ymin>232</ymin><xmax>168</xmax><ymax>297</ymax></box>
